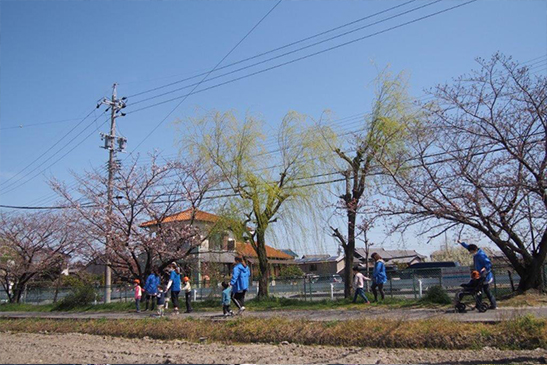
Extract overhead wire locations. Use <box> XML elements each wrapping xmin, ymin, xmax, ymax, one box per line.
<box><xmin>124</xmin><ymin>0</ymin><xmax>284</xmax><ymax>159</ymax></box>
<box><xmin>125</xmin><ymin>0</ymin><xmax>419</xmax><ymax>100</ymax></box>
<box><xmin>125</xmin><ymin>0</ymin><xmax>445</xmax><ymax>109</ymax></box>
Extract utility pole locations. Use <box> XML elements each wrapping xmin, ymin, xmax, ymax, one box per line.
<box><xmin>98</xmin><ymin>83</ymin><xmax>127</xmax><ymax>303</ymax></box>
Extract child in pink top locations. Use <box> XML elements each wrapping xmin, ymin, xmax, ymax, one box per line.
<box><xmin>134</xmin><ymin>279</ymin><xmax>142</xmax><ymax>313</ymax></box>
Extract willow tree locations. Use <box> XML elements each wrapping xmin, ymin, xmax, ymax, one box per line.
<box><xmin>326</xmin><ymin>69</ymin><xmax>419</xmax><ymax>298</ymax></box>
<box><xmin>182</xmin><ymin>110</ymin><xmax>331</xmax><ymax>298</ymax></box>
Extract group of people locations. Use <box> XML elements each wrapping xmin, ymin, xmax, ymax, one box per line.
<box><xmin>352</xmin><ymin>252</ymin><xmax>387</xmax><ymax>304</ymax></box>
<box><xmin>132</xmin><ymin>256</ymin><xmax>251</xmax><ymax>317</ymax></box>
<box><xmin>133</xmin><ymin>263</ymin><xmax>193</xmax><ymax>316</ymax></box>
<box><xmin>351</xmin><ymin>242</ymin><xmax>496</xmax><ymax>310</ymax></box>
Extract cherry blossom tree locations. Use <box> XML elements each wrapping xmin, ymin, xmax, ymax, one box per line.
<box><xmin>51</xmin><ymin>154</ymin><xmax>215</xmax><ymax>284</ymax></box>
<box><xmin>0</xmin><ymin>212</ymin><xmax>84</xmax><ymax>303</ymax></box>
<box><xmin>381</xmin><ymin>53</ymin><xmax>547</xmax><ymax>292</ymax></box>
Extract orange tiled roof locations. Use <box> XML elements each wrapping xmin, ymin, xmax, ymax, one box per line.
<box><xmin>140</xmin><ymin>208</ymin><xmax>218</xmax><ymax>227</ymax></box>
<box><xmin>236</xmin><ymin>242</ymin><xmax>293</xmax><ymax>260</ymax></box>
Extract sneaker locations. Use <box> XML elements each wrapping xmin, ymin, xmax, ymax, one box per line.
<box><xmin>489</xmin><ymin>305</ymin><xmax>497</xmax><ymax>310</ymax></box>
<box><xmin>230</xmin><ymin>311</ymin><xmax>234</xmax><ymax>316</ymax></box>
<box><xmin>237</xmin><ymin>306</ymin><xmax>246</xmax><ymax>315</ymax></box>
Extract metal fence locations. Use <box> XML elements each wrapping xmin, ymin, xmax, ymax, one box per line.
<box><xmin>1</xmin><ymin>265</ymin><xmax>542</xmax><ymax>305</ymax></box>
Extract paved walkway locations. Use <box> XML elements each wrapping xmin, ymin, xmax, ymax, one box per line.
<box><xmin>1</xmin><ymin>306</ymin><xmax>546</xmax><ymax>322</ymax></box>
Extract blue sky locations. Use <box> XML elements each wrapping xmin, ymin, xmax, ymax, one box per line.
<box><xmin>1</xmin><ymin>0</ymin><xmax>546</xmax><ymax>256</ymax></box>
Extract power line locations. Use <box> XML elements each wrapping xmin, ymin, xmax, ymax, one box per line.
<box><xmin>0</xmin><ymin>108</ymin><xmax>97</xmax><ymax>189</ymax></box>
<box><xmin>0</xmin><ymin>113</ymin><xmax>110</xmax><ymax>195</ymax></box>
<box><xmin>127</xmin><ymin>0</ymin><xmax>443</xmax><ymax>107</ymax></box>
<box><xmin>0</xmin><ymin>117</ymin><xmax>84</xmax><ymax>131</ymax></box>
<box><xmin>124</xmin><ymin>0</ymin><xmax>477</xmax><ymax>116</ymax></box>
<box><xmin>124</xmin><ymin>0</ymin><xmax>283</xmax><ymax>159</ymax></box>
<box><xmin>125</xmin><ymin>0</ymin><xmax>418</xmax><ymax>100</ymax></box>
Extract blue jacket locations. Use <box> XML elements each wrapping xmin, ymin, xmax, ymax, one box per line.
<box><xmin>373</xmin><ymin>260</ymin><xmax>387</xmax><ymax>284</ymax></box>
<box><xmin>222</xmin><ymin>287</ymin><xmax>231</xmax><ymax>305</ymax></box>
<box><xmin>169</xmin><ymin>270</ymin><xmax>181</xmax><ymax>292</ymax></box>
<box><xmin>459</xmin><ymin>242</ymin><xmax>493</xmax><ymax>282</ymax></box>
<box><xmin>230</xmin><ymin>263</ymin><xmax>250</xmax><ymax>293</ymax></box>
<box><xmin>144</xmin><ymin>274</ymin><xmax>160</xmax><ymax>294</ymax></box>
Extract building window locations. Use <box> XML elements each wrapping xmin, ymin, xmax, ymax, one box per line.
<box><xmin>310</xmin><ymin>264</ymin><xmax>317</xmax><ymax>272</ymax></box>
<box><xmin>227</xmin><ymin>239</ymin><xmax>235</xmax><ymax>251</ymax></box>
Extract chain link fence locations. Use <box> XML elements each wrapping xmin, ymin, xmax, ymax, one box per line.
<box><xmin>1</xmin><ymin>265</ymin><xmax>544</xmax><ymax>305</ymax></box>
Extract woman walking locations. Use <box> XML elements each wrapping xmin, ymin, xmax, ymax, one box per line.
<box><xmin>371</xmin><ymin>252</ymin><xmax>387</xmax><ymax>302</ymax></box>
<box><xmin>230</xmin><ymin>256</ymin><xmax>250</xmax><ymax>314</ymax></box>
<box><xmin>166</xmin><ymin>263</ymin><xmax>181</xmax><ymax>314</ymax></box>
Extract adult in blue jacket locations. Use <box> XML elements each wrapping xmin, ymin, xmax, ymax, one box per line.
<box><xmin>230</xmin><ymin>256</ymin><xmax>250</xmax><ymax>313</ymax></box>
<box><xmin>371</xmin><ymin>252</ymin><xmax>387</xmax><ymax>302</ymax></box>
<box><xmin>166</xmin><ymin>264</ymin><xmax>182</xmax><ymax>313</ymax></box>
<box><xmin>459</xmin><ymin>241</ymin><xmax>497</xmax><ymax>309</ymax></box>
<box><xmin>144</xmin><ymin>268</ymin><xmax>160</xmax><ymax>311</ymax></box>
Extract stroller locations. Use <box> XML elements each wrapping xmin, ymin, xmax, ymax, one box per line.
<box><xmin>454</xmin><ymin>270</ymin><xmax>490</xmax><ymax>313</ymax></box>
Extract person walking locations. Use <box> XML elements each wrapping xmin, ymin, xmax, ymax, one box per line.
<box><xmin>133</xmin><ymin>279</ymin><xmax>142</xmax><ymax>313</ymax></box>
<box><xmin>458</xmin><ymin>241</ymin><xmax>497</xmax><ymax>309</ymax></box>
<box><xmin>166</xmin><ymin>263</ymin><xmax>181</xmax><ymax>314</ymax></box>
<box><xmin>143</xmin><ymin>268</ymin><xmax>160</xmax><ymax>312</ymax></box>
<box><xmin>221</xmin><ymin>281</ymin><xmax>234</xmax><ymax>317</ymax></box>
<box><xmin>352</xmin><ymin>266</ymin><xmax>371</xmax><ymax>303</ymax></box>
<box><xmin>230</xmin><ymin>256</ymin><xmax>250</xmax><ymax>314</ymax></box>
<box><xmin>182</xmin><ymin>276</ymin><xmax>193</xmax><ymax>313</ymax></box>
<box><xmin>371</xmin><ymin>252</ymin><xmax>387</xmax><ymax>302</ymax></box>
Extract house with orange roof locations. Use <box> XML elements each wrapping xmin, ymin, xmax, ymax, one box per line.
<box><xmin>140</xmin><ymin>208</ymin><xmax>295</xmax><ymax>284</ymax></box>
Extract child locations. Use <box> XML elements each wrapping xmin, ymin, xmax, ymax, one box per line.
<box><xmin>156</xmin><ymin>285</ymin><xmax>166</xmax><ymax>317</ymax></box>
<box><xmin>134</xmin><ymin>279</ymin><xmax>142</xmax><ymax>313</ymax></box>
<box><xmin>182</xmin><ymin>276</ymin><xmax>193</xmax><ymax>313</ymax></box>
<box><xmin>221</xmin><ymin>281</ymin><xmax>234</xmax><ymax>317</ymax></box>
<box><xmin>461</xmin><ymin>270</ymin><xmax>482</xmax><ymax>290</ymax></box>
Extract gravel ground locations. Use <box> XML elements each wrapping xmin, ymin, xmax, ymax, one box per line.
<box><xmin>1</xmin><ymin>332</ymin><xmax>546</xmax><ymax>364</ymax></box>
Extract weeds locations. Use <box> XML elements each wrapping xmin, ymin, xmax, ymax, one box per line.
<box><xmin>0</xmin><ymin>316</ymin><xmax>545</xmax><ymax>350</ymax></box>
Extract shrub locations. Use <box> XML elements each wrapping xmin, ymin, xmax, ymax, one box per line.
<box><xmin>54</xmin><ymin>285</ymin><xmax>97</xmax><ymax>310</ymax></box>
<box><xmin>423</xmin><ymin>285</ymin><xmax>451</xmax><ymax>304</ymax></box>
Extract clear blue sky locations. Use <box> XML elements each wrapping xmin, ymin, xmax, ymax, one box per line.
<box><xmin>1</xmin><ymin>0</ymin><xmax>546</xmax><ymax>256</ymax></box>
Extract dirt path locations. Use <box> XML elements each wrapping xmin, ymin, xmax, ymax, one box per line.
<box><xmin>1</xmin><ymin>332</ymin><xmax>546</xmax><ymax>364</ymax></box>
<box><xmin>2</xmin><ymin>306</ymin><xmax>547</xmax><ymax>322</ymax></box>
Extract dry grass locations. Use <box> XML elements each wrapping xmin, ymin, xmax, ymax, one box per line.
<box><xmin>0</xmin><ymin>315</ymin><xmax>545</xmax><ymax>350</ymax></box>
<box><xmin>498</xmin><ymin>291</ymin><xmax>547</xmax><ymax>307</ymax></box>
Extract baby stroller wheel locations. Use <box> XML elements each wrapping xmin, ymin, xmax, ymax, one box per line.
<box><xmin>455</xmin><ymin>303</ymin><xmax>467</xmax><ymax>313</ymax></box>
<box><xmin>478</xmin><ymin>302</ymin><xmax>489</xmax><ymax>313</ymax></box>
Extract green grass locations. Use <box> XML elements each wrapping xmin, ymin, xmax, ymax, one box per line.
<box><xmin>0</xmin><ymin>315</ymin><xmax>545</xmax><ymax>350</ymax></box>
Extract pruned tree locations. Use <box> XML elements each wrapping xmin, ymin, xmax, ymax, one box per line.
<box><xmin>51</xmin><ymin>154</ymin><xmax>215</xmax><ymax>284</ymax></box>
<box><xmin>326</xmin><ymin>69</ymin><xmax>419</xmax><ymax>298</ymax></box>
<box><xmin>0</xmin><ymin>212</ymin><xmax>83</xmax><ymax>303</ymax></box>
<box><xmin>381</xmin><ymin>53</ymin><xmax>547</xmax><ymax>292</ymax></box>
<box><xmin>183</xmin><ymin>110</ymin><xmax>330</xmax><ymax>298</ymax></box>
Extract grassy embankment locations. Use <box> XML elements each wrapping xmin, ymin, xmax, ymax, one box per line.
<box><xmin>0</xmin><ymin>315</ymin><xmax>545</xmax><ymax>350</ymax></box>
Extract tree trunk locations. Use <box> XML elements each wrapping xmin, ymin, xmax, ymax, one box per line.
<box><xmin>256</xmin><ymin>230</ymin><xmax>269</xmax><ymax>299</ymax></box>
<box><xmin>344</xmin><ymin>210</ymin><xmax>357</xmax><ymax>299</ymax></box>
<box><xmin>516</xmin><ymin>261</ymin><xmax>544</xmax><ymax>292</ymax></box>
<box><xmin>11</xmin><ymin>283</ymin><xmax>25</xmax><ymax>303</ymax></box>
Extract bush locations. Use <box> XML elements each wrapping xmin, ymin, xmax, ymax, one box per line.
<box><xmin>54</xmin><ymin>285</ymin><xmax>97</xmax><ymax>310</ymax></box>
<box><xmin>423</xmin><ymin>286</ymin><xmax>451</xmax><ymax>304</ymax></box>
